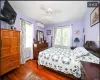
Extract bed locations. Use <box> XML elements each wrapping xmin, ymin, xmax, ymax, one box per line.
<box><xmin>38</xmin><ymin>47</ymin><xmax>99</xmax><ymax>79</ymax></box>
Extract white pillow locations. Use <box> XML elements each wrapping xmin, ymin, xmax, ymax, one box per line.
<box><xmin>73</xmin><ymin>47</ymin><xmax>89</xmax><ymax>57</ymax></box>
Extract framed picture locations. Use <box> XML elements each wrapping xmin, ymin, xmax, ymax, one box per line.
<box><xmin>47</xmin><ymin>30</ymin><xmax>51</xmax><ymax>35</ymax></box>
<box><xmin>74</xmin><ymin>30</ymin><xmax>80</xmax><ymax>35</ymax></box>
<box><xmin>90</xmin><ymin>4</ymin><xmax>99</xmax><ymax>27</ymax></box>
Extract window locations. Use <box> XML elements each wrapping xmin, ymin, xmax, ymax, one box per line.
<box><xmin>54</xmin><ymin>26</ymin><xmax>72</xmax><ymax>47</ymax></box>
<box><xmin>25</xmin><ymin>22</ymin><xmax>33</xmax><ymax>48</ymax></box>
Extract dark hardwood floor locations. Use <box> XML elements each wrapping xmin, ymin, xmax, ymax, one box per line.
<box><xmin>1</xmin><ymin>60</ymin><xmax>74</xmax><ymax>80</ymax></box>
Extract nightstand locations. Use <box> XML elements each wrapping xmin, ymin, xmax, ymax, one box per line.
<box><xmin>71</xmin><ymin>46</ymin><xmax>76</xmax><ymax>50</ymax></box>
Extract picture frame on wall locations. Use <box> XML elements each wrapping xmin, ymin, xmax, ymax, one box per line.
<box><xmin>90</xmin><ymin>4</ymin><xmax>99</xmax><ymax>27</ymax></box>
<box><xmin>47</xmin><ymin>30</ymin><xmax>51</xmax><ymax>35</ymax></box>
<box><xmin>74</xmin><ymin>30</ymin><xmax>80</xmax><ymax>35</ymax></box>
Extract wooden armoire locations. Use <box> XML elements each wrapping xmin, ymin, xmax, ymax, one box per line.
<box><xmin>0</xmin><ymin>28</ymin><xmax>20</xmax><ymax>75</ymax></box>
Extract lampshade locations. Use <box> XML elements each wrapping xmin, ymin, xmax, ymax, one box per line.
<box><xmin>34</xmin><ymin>44</ymin><xmax>37</xmax><ymax>47</ymax></box>
<box><xmin>74</xmin><ymin>37</ymin><xmax>80</xmax><ymax>42</ymax></box>
<box><xmin>97</xmin><ymin>35</ymin><xmax>100</xmax><ymax>41</ymax></box>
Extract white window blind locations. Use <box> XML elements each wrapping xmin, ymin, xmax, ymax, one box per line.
<box><xmin>54</xmin><ymin>25</ymin><xmax>72</xmax><ymax>47</ymax></box>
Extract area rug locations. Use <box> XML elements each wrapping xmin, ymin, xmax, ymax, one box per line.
<box><xmin>25</xmin><ymin>73</ymin><xmax>43</xmax><ymax>80</ymax></box>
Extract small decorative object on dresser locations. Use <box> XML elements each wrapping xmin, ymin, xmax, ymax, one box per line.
<box><xmin>11</xmin><ymin>26</ymin><xmax>16</xmax><ymax>30</ymax></box>
<box><xmin>11</xmin><ymin>26</ymin><xmax>14</xmax><ymax>29</ymax></box>
<box><xmin>81</xmin><ymin>61</ymin><xmax>100</xmax><ymax>80</ymax></box>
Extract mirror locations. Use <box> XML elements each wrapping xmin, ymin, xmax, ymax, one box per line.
<box><xmin>36</xmin><ymin>30</ymin><xmax>44</xmax><ymax>42</ymax></box>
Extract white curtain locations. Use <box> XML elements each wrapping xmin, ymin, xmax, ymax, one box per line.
<box><xmin>53</xmin><ymin>25</ymin><xmax>72</xmax><ymax>47</ymax></box>
<box><xmin>20</xmin><ymin>19</ymin><xmax>33</xmax><ymax>64</ymax></box>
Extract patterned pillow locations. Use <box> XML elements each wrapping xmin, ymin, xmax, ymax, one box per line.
<box><xmin>73</xmin><ymin>47</ymin><xmax>89</xmax><ymax>58</ymax></box>
<box><xmin>76</xmin><ymin>53</ymin><xmax>89</xmax><ymax>59</ymax></box>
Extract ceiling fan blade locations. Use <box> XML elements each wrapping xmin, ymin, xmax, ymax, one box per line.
<box><xmin>40</xmin><ymin>14</ymin><xmax>53</xmax><ymax>20</ymax></box>
<box><xmin>40</xmin><ymin>5</ymin><xmax>48</xmax><ymax>13</ymax></box>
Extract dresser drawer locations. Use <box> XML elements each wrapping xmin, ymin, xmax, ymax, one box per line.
<box><xmin>10</xmin><ymin>31</ymin><xmax>20</xmax><ymax>38</ymax></box>
<box><xmin>11</xmin><ymin>38</ymin><xmax>19</xmax><ymax>47</ymax></box>
<box><xmin>0</xmin><ymin>61</ymin><xmax>19</xmax><ymax>75</ymax></box>
<box><xmin>10</xmin><ymin>47</ymin><xmax>20</xmax><ymax>55</ymax></box>
<box><xmin>1</xmin><ymin>29</ymin><xmax>10</xmax><ymax>38</ymax></box>
<box><xmin>0</xmin><ymin>55</ymin><xmax>19</xmax><ymax>68</ymax></box>
<box><xmin>1</xmin><ymin>48</ymin><xmax>10</xmax><ymax>58</ymax></box>
<box><xmin>1</xmin><ymin>38</ymin><xmax>11</xmax><ymax>47</ymax></box>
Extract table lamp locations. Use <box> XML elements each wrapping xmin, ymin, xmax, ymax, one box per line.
<box><xmin>74</xmin><ymin>37</ymin><xmax>80</xmax><ymax>47</ymax></box>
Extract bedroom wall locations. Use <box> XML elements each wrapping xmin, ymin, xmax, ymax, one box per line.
<box><xmin>84</xmin><ymin>6</ymin><xmax>100</xmax><ymax>48</ymax></box>
<box><xmin>0</xmin><ymin>1</ymin><xmax>45</xmax><ymax>58</ymax></box>
<box><xmin>0</xmin><ymin>1</ymin><xmax>45</xmax><ymax>40</ymax></box>
<box><xmin>44</xmin><ymin>19</ymin><xmax>84</xmax><ymax>47</ymax></box>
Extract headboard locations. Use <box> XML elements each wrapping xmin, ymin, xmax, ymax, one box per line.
<box><xmin>83</xmin><ymin>41</ymin><xmax>100</xmax><ymax>58</ymax></box>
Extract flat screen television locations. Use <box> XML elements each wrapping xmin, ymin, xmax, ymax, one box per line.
<box><xmin>0</xmin><ymin>0</ymin><xmax>17</xmax><ymax>25</ymax></box>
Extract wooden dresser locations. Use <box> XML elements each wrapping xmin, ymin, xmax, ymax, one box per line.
<box><xmin>33</xmin><ymin>42</ymin><xmax>48</xmax><ymax>59</ymax></box>
<box><xmin>0</xmin><ymin>29</ymin><xmax>20</xmax><ymax>76</ymax></box>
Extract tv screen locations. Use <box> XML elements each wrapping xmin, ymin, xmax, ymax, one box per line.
<box><xmin>1</xmin><ymin>0</ymin><xmax>17</xmax><ymax>25</ymax></box>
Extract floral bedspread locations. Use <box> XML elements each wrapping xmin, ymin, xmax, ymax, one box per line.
<box><xmin>38</xmin><ymin>47</ymin><xmax>99</xmax><ymax>78</ymax></box>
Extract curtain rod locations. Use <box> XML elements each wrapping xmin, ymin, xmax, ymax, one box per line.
<box><xmin>54</xmin><ymin>24</ymin><xmax>73</xmax><ymax>28</ymax></box>
<box><xmin>61</xmin><ymin>24</ymin><xmax>73</xmax><ymax>26</ymax></box>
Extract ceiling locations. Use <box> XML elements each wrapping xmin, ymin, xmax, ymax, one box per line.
<box><xmin>9</xmin><ymin>1</ymin><xmax>87</xmax><ymax>25</ymax></box>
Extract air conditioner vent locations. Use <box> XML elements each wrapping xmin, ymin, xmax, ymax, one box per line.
<box><xmin>36</xmin><ymin>22</ymin><xmax>44</xmax><ymax>28</ymax></box>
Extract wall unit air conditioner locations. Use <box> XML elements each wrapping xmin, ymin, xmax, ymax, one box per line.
<box><xmin>36</xmin><ymin>22</ymin><xmax>44</xmax><ymax>28</ymax></box>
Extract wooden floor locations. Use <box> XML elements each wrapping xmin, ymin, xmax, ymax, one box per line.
<box><xmin>1</xmin><ymin>60</ymin><xmax>74</xmax><ymax>80</ymax></box>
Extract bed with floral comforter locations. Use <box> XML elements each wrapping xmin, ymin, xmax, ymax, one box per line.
<box><xmin>38</xmin><ymin>47</ymin><xmax>99</xmax><ymax>78</ymax></box>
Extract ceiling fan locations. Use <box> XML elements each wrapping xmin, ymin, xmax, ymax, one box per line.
<box><xmin>40</xmin><ymin>5</ymin><xmax>61</xmax><ymax>20</ymax></box>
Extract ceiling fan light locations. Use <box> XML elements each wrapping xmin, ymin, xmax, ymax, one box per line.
<box><xmin>46</xmin><ymin>16</ymin><xmax>52</xmax><ymax>20</ymax></box>
<box><xmin>48</xmin><ymin>8</ymin><xmax>52</xmax><ymax>12</ymax></box>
